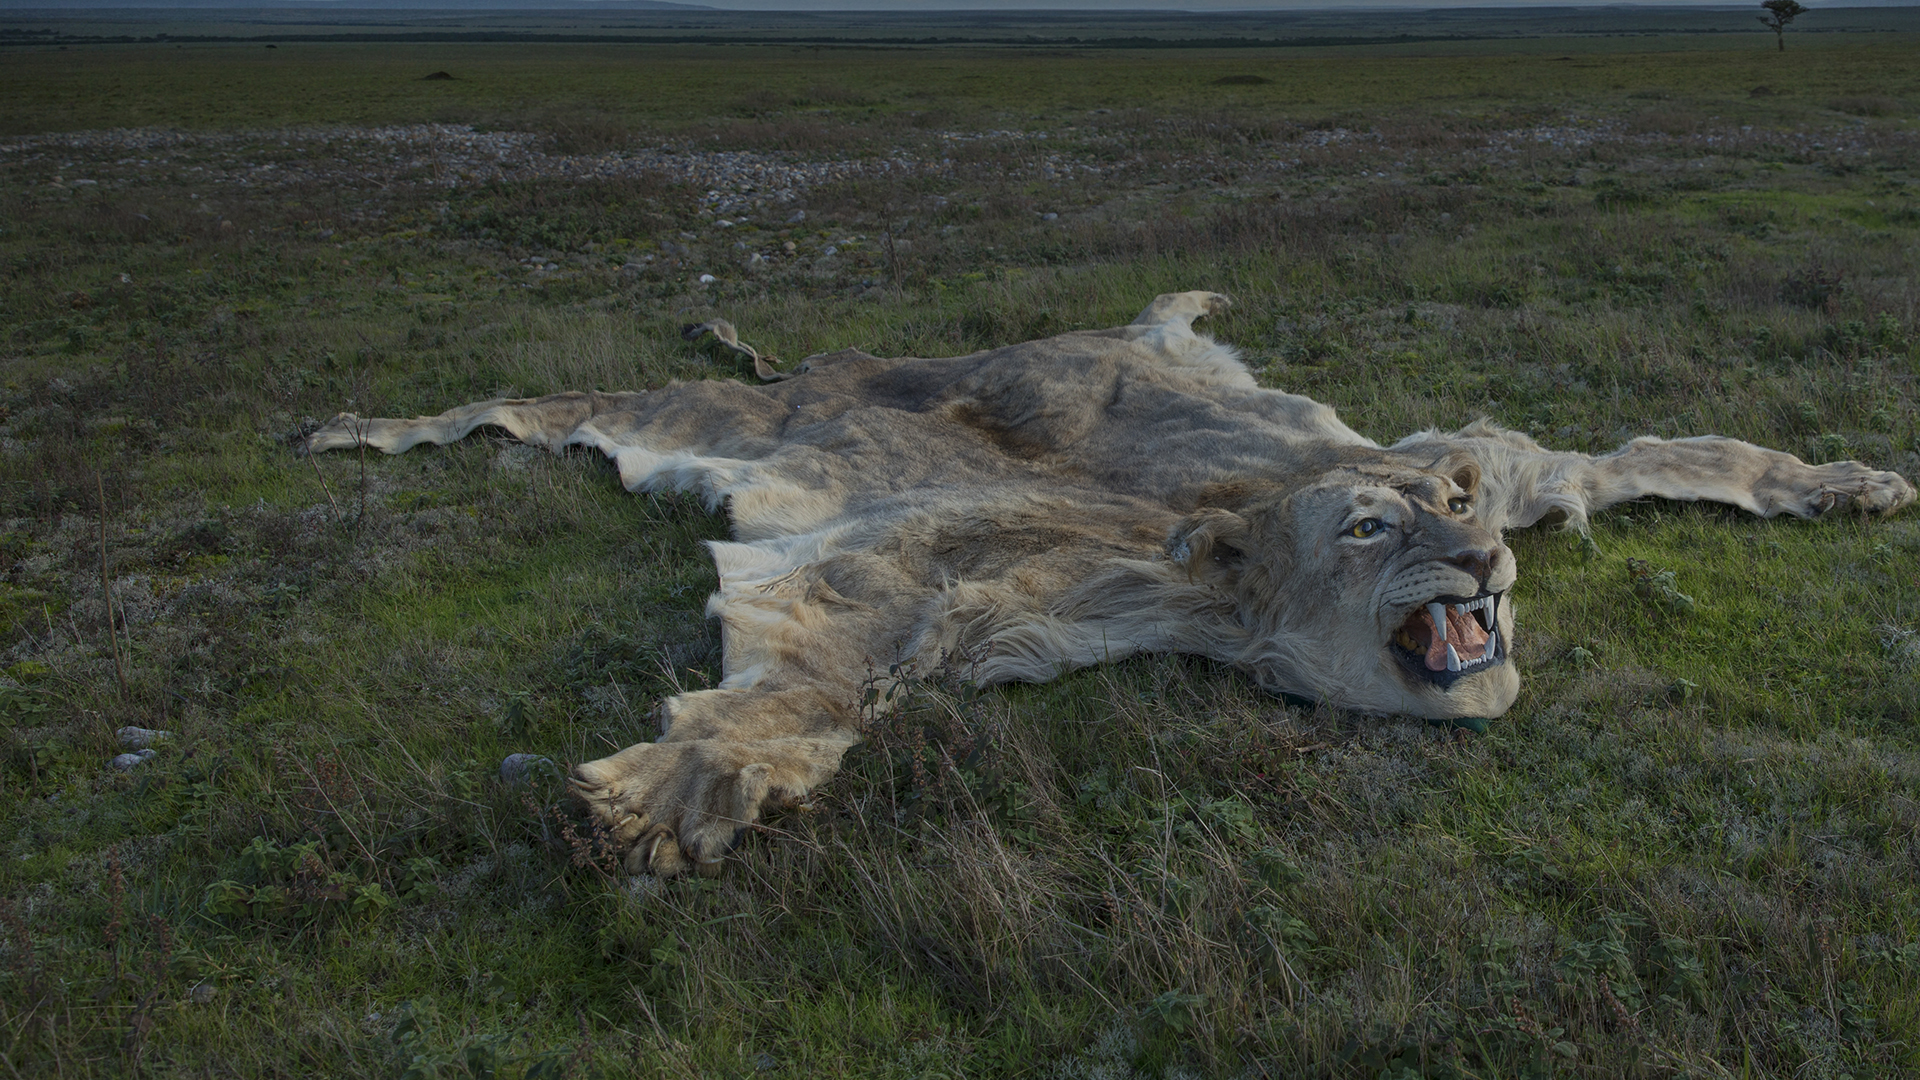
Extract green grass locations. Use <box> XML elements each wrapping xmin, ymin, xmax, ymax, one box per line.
<box><xmin>3</xmin><ymin>27</ymin><xmax>1920</xmax><ymax>1079</ymax></box>
<box><xmin>3</xmin><ymin>36</ymin><xmax>1919</xmax><ymax>136</ymax></box>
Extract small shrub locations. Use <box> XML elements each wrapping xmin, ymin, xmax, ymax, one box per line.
<box><xmin>1827</xmin><ymin>96</ymin><xmax>1901</xmax><ymax>118</ymax></box>
<box><xmin>1780</xmin><ymin>262</ymin><xmax>1844</xmax><ymax>311</ymax></box>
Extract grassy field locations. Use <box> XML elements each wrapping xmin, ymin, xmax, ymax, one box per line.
<box><xmin>5</xmin><ymin>31</ymin><xmax>1920</xmax><ymax>134</ymax></box>
<box><xmin>3</xmin><ymin>25</ymin><xmax>1920</xmax><ymax>1079</ymax></box>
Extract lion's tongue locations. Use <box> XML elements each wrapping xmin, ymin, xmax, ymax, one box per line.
<box><xmin>1424</xmin><ymin>606</ymin><xmax>1491</xmax><ymax>672</ymax></box>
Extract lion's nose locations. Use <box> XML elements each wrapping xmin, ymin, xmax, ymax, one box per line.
<box><xmin>1444</xmin><ymin>548</ymin><xmax>1497</xmax><ymax>585</ymax></box>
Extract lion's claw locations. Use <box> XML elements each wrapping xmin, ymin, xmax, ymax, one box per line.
<box><xmin>634</xmin><ymin>830</ymin><xmax>691</xmax><ymax>877</ymax></box>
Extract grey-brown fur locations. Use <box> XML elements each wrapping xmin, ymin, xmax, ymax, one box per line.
<box><xmin>302</xmin><ymin>291</ymin><xmax>1914</xmax><ymax>876</ymax></box>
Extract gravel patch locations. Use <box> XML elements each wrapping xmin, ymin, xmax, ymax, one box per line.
<box><xmin>0</xmin><ymin>123</ymin><xmax>931</xmax><ymax>216</ymax></box>
<box><xmin>2</xmin><ymin>116</ymin><xmax>1900</xmax><ymax>226</ymax></box>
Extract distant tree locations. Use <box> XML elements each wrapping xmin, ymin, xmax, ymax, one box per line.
<box><xmin>1759</xmin><ymin>0</ymin><xmax>1808</xmax><ymax>52</ymax></box>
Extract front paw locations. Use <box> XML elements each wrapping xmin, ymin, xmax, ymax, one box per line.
<box><xmin>1793</xmin><ymin>462</ymin><xmax>1916</xmax><ymax>518</ymax></box>
<box><xmin>298</xmin><ymin>412</ymin><xmax>365</xmax><ymax>455</ymax></box>
<box><xmin>567</xmin><ymin>733</ymin><xmax>855</xmax><ymax>876</ymax></box>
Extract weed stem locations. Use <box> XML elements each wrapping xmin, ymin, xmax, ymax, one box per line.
<box><xmin>96</xmin><ymin>471</ymin><xmax>127</xmax><ymax>701</ymax></box>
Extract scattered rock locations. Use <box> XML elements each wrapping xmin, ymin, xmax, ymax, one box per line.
<box><xmin>1877</xmin><ymin>624</ymin><xmax>1918</xmax><ymax>668</ymax></box>
<box><xmin>110</xmin><ymin>749</ymin><xmax>157</xmax><ymax>771</ymax></box>
<box><xmin>500</xmin><ymin>753</ymin><xmax>555</xmax><ymax>785</ymax></box>
<box><xmin>697</xmin><ymin>273</ymin><xmax>716</xmax><ymax>285</ymax></box>
<box><xmin>2</xmin><ymin>114</ymin><xmax>1866</xmax><ymax>245</ymax></box>
<box><xmin>422</xmin><ymin>71</ymin><xmax>455</xmax><ymax>81</ymax></box>
<box><xmin>118</xmin><ymin>726</ymin><xmax>172</xmax><ymax>749</ymax></box>
<box><xmin>189</xmin><ymin>983</ymin><xmax>217</xmax><ymax>1004</ymax></box>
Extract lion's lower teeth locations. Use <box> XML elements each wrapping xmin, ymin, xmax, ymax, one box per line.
<box><xmin>1445</xmin><ymin>629</ymin><xmax>1501</xmax><ymax>673</ymax></box>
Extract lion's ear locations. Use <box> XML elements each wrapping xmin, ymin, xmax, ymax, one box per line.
<box><xmin>1440</xmin><ymin>450</ymin><xmax>1481</xmax><ymax>497</ymax></box>
<box><xmin>1167</xmin><ymin>508</ymin><xmax>1250</xmax><ymax>582</ymax></box>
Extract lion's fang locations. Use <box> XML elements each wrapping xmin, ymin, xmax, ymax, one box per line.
<box><xmin>1446</xmin><ymin>644</ymin><xmax>1462</xmax><ymax>672</ymax></box>
<box><xmin>1428</xmin><ymin>603</ymin><xmax>1448</xmax><ymax>643</ymax></box>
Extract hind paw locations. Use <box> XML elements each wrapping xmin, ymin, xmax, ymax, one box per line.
<box><xmin>567</xmin><ymin>732</ymin><xmax>855</xmax><ymax>877</ymax></box>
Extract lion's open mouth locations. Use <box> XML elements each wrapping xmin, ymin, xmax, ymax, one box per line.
<box><xmin>1390</xmin><ymin>591</ymin><xmax>1506</xmax><ymax>689</ymax></box>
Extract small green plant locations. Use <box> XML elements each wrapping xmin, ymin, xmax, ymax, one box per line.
<box><xmin>389</xmin><ymin>1002</ymin><xmax>589</xmax><ymax>1080</ymax></box>
<box><xmin>1626</xmin><ymin>558</ymin><xmax>1696</xmax><ymax>614</ymax></box>
<box><xmin>202</xmin><ymin>837</ymin><xmax>393</xmax><ymax>927</ymax></box>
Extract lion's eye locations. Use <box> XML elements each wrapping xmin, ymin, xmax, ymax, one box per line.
<box><xmin>1448</xmin><ymin>497</ymin><xmax>1470</xmax><ymax>514</ymax></box>
<box><xmin>1348</xmin><ymin>518</ymin><xmax>1384</xmax><ymax>539</ymax></box>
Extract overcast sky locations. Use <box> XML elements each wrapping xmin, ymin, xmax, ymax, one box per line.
<box><xmin>688</xmin><ymin>1</ymin><xmax>1791</xmax><ymax>7</ymax></box>
<box><xmin>3</xmin><ymin>0</ymin><xmax>1912</xmax><ymax>13</ymax></box>
<box><xmin>9</xmin><ymin>0</ymin><xmax>1890</xmax><ymax>9</ymax></box>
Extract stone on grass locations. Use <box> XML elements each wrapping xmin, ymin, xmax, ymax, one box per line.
<box><xmin>117</xmin><ymin>726</ymin><xmax>172</xmax><ymax>749</ymax></box>
<box><xmin>110</xmin><ymin>749</ymin><xmax>157</xmax><ymax>771</ymax></box>
<box><xmin>500</xmin><ymin>754</ymin><xmax>556</xmax><ymax>785</ymax></box>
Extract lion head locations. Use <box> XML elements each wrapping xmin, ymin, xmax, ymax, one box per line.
<box><xmin>1168</xmin><ymin>449</ymin><xmax>1520</xmax><ymax>720</ymax></box>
